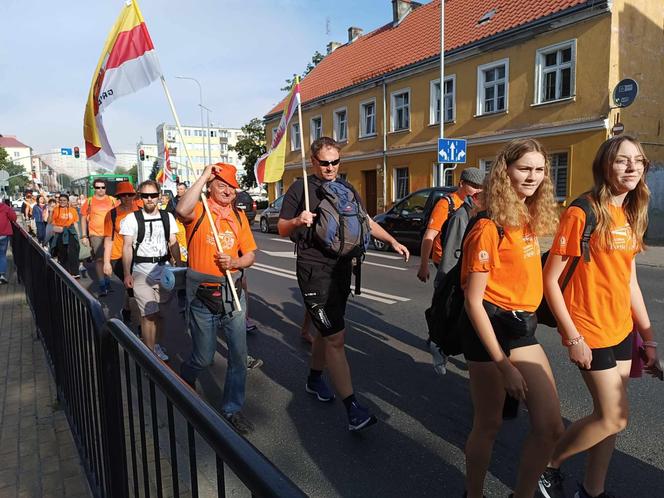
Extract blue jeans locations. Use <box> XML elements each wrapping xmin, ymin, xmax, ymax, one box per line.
<box><xmin>181</xmin><ymin>290</ymin><xmax>247</xmax><ymax>415</ymax></box>
<box><xmin>0</xmin><ymin>236</ymin><xmax>8</xmax><ymax>274</ymax></box>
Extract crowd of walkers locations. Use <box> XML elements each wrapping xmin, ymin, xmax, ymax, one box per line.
<box><xmin>16</xmin><ymin>133</ymin><xmax>660</xmax><ymax>498</ymax></box>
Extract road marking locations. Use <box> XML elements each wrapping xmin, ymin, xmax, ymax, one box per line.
<box><xmin>365</xmin><ymin>251</ymin><xmax>403</xmax><ymax>260</ymax></box>
<box><xmin>260</xmin><ymin>250</ymin><xmax>295</xmax><ymax>258</ymax></box>
<box><xmin>270</xmin><ymin>238</ymin><xmax>292</xmax><ymax>244</ymax></box>
<box><xmin>363</xmin><ymin>260</ymin><xmax>406</xmax><ymax>271</ymax></box>
<box><xmin>252</xmin><ymin>262</ymin><xmax>410</xmax><ymax>304</ymax></box>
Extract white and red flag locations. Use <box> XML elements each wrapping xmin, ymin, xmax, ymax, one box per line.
<box><xmin>84</xmin><ymin>0</ymin><xmax>162</xmax><ymax>169</ymax></box>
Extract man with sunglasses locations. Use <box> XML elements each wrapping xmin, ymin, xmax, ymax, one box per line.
<box><xmin>120</xmin><ymin>180</ymin><xmax>180</xmax><ymax>362</ymax></box>
<box><xmin>278</xmin><ymin>136</ymin><xmax>409</xmax><ymax>432</ymax></box>
<box><xmin>102</xmin><ymin>181</ymin><xmax>139</xmax><ymax>324</ymax></box>
<box><xmin>81</xmin><ymin>179</ymin><xmax>118</xmax><ymax>296</ymax></box>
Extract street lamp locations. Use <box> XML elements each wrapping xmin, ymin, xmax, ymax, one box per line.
<box><xmin>200</xmin><ymin>103</ymin><xmax>213</xmax><ymax>165</ymax></box>
<box><xmin>175</xmin><ymin>76</ymin><xmax>208</xmax><ymax>167</ymax></box>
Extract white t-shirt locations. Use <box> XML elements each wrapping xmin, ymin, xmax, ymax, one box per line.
<box><xmin>119</xmin><ymin>209</ymin><xmax>178</xmax><ymax>278</ymax></box>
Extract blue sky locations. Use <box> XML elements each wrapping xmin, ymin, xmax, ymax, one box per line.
<box><xmin>0</xmin><ymin>0</ymin><xmax>398</xmax><ymax>154</ymax></box>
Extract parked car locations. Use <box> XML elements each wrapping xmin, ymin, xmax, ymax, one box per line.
<box><xmin>259</xmin><ymin>195</ymin><xmax>284</xmax><ymax>233</ymax></box>
<box><xmin>371</xmin><ymin>186</ymin><xmax>456</xmax><ymax>252</ymax></box>
<box><xmin>235</xmin><ymin>190</ymin><xmax>257</xmax><ymax>224</ymax></box>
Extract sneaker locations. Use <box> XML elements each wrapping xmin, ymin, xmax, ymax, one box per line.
<box><xmin>247</xmin><ymin>355</ymin><xmax>263</xmax><ymax>370</ymax></box>
<box><xmin>428</xmin><ymin>340</ymin><xmax>448</xmax><ymax>375</ymax></box>
<box><xmin>574</xmin><ymin>485</ymin><xmax>616</xmax><ymax>498</ymax></box>
<box><xmin>154</xmin><ymin>344</ymin><xmax>169</xmax><ymax>362</ymax></box>
<box><xmin>305</xmin><ymin>376</ymin><xmax>335</xmax><ymax>402</ymax></box>
<box><xmin>538</xmin><ymin>467</ymin><xmax>565</xmax><ymax>498</ymax></box>
<box><xmin>72</xmin><ymin>274</ymin><xmax>81</xmax><ymax>279</ymax></box>
<box><xmin>347</xmin><ymin>401</ymin><xmax>377</xmax><ymax>432</ymax></box>
<box><xmin>0</xmin><ymin>275</ymin><xmax>7</xmax><ymax>285</ymax></box>
<box><xmin>245</xmin><ymin>319</ymin><xmax>258</xmax><ymax>333</ymax></box>
<box><xmin>223</xmin><ymin>411</ymin><xmax>254</xmax><ymax>435</ymax></box>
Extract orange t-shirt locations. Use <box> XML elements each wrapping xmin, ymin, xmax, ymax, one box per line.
<box><xmin>185</xmin><ymin>202</ymin><xmax>257</xmax><ymax>278</ymax></box>
<box><xmin>461</xmin><ymin>218</ymin><xmax>542</xmax><ymax>312</ymax></box>
<box><xmin>51</xmin><ymin>206</ymin><xmax>79</xmax><ymax>227</ymax></box>
<box><xmin>427</xmin><ymin>192</ymin><xmax>463</xmax><ymax>264</ymax></box>
<box><xmin>103</xmin><ymin>205</ymin><xmax>139</xmax><ymax>261</ymax></box>
<box><xmin>551</xmin><ymin>204</ymin><xmax>636</xmax><ymax>348</ymax></box>
<box><xmin>81</xmin><ymin>196</ymin><xmax>118</xmax><ymax>236</ymax></box>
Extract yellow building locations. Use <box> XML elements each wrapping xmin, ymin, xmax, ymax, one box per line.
<box><xmin>264</xmin><ymin>0</ymin><xmax>664</xmax><ymax>226</ymax></box>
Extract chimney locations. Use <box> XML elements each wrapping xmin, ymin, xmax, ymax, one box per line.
<box><xmin>392</xmin><ymin>0</ymin><xmax>412</xmax><ymax>25</ymax></box>
<box><xmin>327</xmin><ymin>41</ymin><xmax>342</xmax><ymax>54</ymax></box>
<box><xmin>347</xmin><ymin>26</ymin><xmax>363</xmax><ymax>43</ymax></box>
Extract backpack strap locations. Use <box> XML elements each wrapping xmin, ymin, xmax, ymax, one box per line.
<box><xmin>159</xmin><ymin>209</ymin><xmax>171</xmax><ymax>254</ymax></box>
<box><xmin>439</xmin><ymin>195</ymin><xmax>455</xmax><ymax>232</ymax></box>
<box><xmin>132</xmin><ymin>210</ymin><xmax>171</xmax><ymax>265</ymax></box>
<box><xmin>135</xmin><ymin>209</ymin><xmax>146</xmax><ymax>247</ymax></box>
<box><xmin>110</xmin><ymin>207</ymin><xmax>118</xmax><ymax>241</ymax></box>
<box><xmin>558</xmin><ymin>196</ymin><xmax>597</xmax><ymax>292</ymax></box>
<box><xmin>187</xmin><ymin>210</ymin><xmax>206</xmax><ymax>247</ymax></box>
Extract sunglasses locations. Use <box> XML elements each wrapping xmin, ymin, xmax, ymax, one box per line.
<box><xmin>118</xmin><ymin>193</ymin><xmax>134</xmax><ymax>198</ymax></box>
<box><xmin>315</xmin><ymin>157</ymin><xmax>340</xmax><ymax>167</ymax></box>
<box><xmin>140</xmin><ymin>193</ymin><xmax>160</xmax><ymax>199</ymax></box>
<box><xmin>94</xmin><ymin>186</ymin><xmax>106</xmax><ymax>190</ymax></box>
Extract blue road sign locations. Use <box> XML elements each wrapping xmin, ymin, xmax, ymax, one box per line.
<box><xmin>613</xmin><ymin>78</ymin><xmax>638</xmax><ymax>108</ymax></box>
<box><xmin>438</xmin><ymin>138</ymin><xmax>467</xmax><ymax>163</ymax></box>
<box><xmin>60</xmin><ymin>148</ymin><xmax>73</xmax><ymax>156</ymax></box>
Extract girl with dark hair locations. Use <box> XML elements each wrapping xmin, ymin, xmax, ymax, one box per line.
<box><xmin>538</xmin><ymin>135</ymin><xmax>658</xmax><ymax>498</ymax></box>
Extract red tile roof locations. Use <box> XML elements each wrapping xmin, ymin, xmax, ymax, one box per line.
<box><xmin>267</xmin><ymin>0</ymin><xmax>589</xmax><ymax>117</ymax></box>
<box><xmin>0</xmin><ymin>136</ymin><xmax>30</xmax><ymax>149</ymax></box>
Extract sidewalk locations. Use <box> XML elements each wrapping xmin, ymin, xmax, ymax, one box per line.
<box><xmin>0</xmin><ymin>258</ymin><xmax>92</xmax><ymax>497</ymax></box>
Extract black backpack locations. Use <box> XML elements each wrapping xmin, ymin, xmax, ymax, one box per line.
<box><xmin>425</xmin><ymin>212</ymin><xmax>504</xmax><ymax>356</ymax></box>
<box><xmin>536</xmin><ymin>196</ymin><xmax>596</xmax><ymax>327</ymax></box>
<box><xmin>132</xmin><ymin>209</ymin><xmax>171</xmax><ymax>264</ymax></box>
<box><xmin>436</xmin><ymin>194</ymin><xmax>458</xmax><ymax>249</ymax></box>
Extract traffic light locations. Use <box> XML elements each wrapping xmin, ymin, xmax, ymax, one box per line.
<box><xmin>139</xmin><ymin>149</ymin><xmax>145</xmax><ymax>161</ymax></box>
<box><xmin>74</xmin><ymin>146</ymin><xmax>80</xmax><ymax>159</ymax></box>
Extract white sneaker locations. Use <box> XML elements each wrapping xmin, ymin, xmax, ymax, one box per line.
<box><xmin>428</xmin><ymin>340</ymin><xmax>448</xmax><ymax>375</ymax></box>
<box><xmin>154</xmin><ymin>344</ymin><xmax>169</xmax><ymax>362</ymax></box>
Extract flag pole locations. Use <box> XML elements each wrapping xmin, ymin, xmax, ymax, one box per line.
<box><xmin>159</xmin><ymin>75</ymin><xmax>242</xmax><ymax>311</ymax></box>
<box><xmin>295</xmin><ymin>76</ymin><xmax>310</xmax><ymax>212</ymax></box>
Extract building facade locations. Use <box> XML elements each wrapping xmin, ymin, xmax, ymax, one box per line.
<box><xmin>264</xmin><ymin>0</ymin><xmax>664</xmax><ymax>232</ymax></box>
<box><xmin>154</xmin><ymin>123</ymin><xmax>243</xmax><ymax>184</ymax></box>
<box><xmin>0</xmin><ymin>135</ymin><xmax>32</xmax><ymax>177</ymax></box>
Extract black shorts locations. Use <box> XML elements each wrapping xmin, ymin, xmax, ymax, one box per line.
<box><xmin>582</xmin><ymin>333</ymin><xmax>633</xmax><ymax>371</ymax></box>
<box><xmin>297</xmin><ymin>259</ymin><xmax>352</xmax><ymax>336</ymax></box>
<box><xmin>112</xmin><ymin>259</ymin><xmax>133</xmax><ymax>297</ymax></box>
<box><xmin>462</xmin><ymin>302</ymin><xmax>539</xmax><ymax>362</ymax></box>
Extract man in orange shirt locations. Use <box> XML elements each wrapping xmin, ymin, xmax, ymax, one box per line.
<box><xmin>81</xmin><ymin>179</ymin><xmax>118</xmax><ymax>296</ymax></box>
<box><xmin>102</xmin><ymin>182</ymin><xmax>139</xmax><ymax>324</ymax></box>
<box><xmin>176</xmin><ymin>163</ymin><xmax>258</xmax><ymax>435</ymax></box>
<box><xmin>417</xmin><ymin>167</ymin><xmax>484</xmax><ymax>282</ymax></box>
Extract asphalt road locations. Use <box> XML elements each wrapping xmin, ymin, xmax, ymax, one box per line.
<box><xmin>93</xmin><ymin>227</ymin><xmax>664</xmax><ymax>497</ymax></box>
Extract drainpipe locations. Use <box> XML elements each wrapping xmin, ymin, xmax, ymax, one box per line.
<box><xmin>382</xmin><ymin>78</ymin><xmax>388</xmax><ymax>212</ymax></box>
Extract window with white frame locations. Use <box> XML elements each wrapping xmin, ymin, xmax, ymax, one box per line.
<box><xmin>479</xmin><ymin>159</ymin><xmax>493</xmax><ymax>174</ymax></box>
<box><xmin>477</xmin><ymin>59</ymin><xmax>508</xmax><ymax>115</ymax></box>
<box><xmin>391</xmin><ymin>89</ymin><xmax>410</xmax><ymax>131</ymax></box>
<box><xmin>394</xmin><ymin>167</ymin><xmax>409</xmax><ymax>200</ymax></box>
<box><xmin>359</xmin><ymin>99</ymin><xmax>376</xmax><ymax>137</ymax></box>
<box><xmin>333</xmin><ymin>108</ymin><xmax>348</xmax><ymax>142</ymax></box>
<box><xmin>535</xmin><ymin>40</ymin><xmax>575</xmax><ymax>103</ymax></box>
<box><xmin>310</xmin><ymin>116</ymin><xmax>322</xmax><ymax>142</ymax></box>
<box><xmin>430</xmin><ymin>77</ymin><xmax>455</xmax><ymax>124</ymax></box>
<box><xmin>550</xmin><ymin>152</ymin><xmax>568</xmax><ymax>200</ymax></box>
<box><xmin>291</xmin><ymin>122</ymin><xmax>301</xmax><ymax>151</ymax></box>
<box><xmin>271</xmin><ymin>128</ymin><xmax>278</xmax><ymax>145</ymax></box>
<box><xmin>275</xmin><ymin>179</ymin><xmax>284</xmax><ymax>197</ymax></box>
<box><xmin>337</xmin><ymin>172</ymin><xmax>348</xmax><ymax>182</ymax></box>
<box><xmin>433</xmin><ymin>163</ymin><xmax>455</xmax><ymax>187</ymax></box>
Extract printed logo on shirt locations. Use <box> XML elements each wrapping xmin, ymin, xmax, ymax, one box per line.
<box><xmin>611</xmin><ymin>224</ymin><xmax>636</xmax><ymax>251</ymax></box>
<box><xmin>478</xmin><ymin>250</ymin><xmax>489</xmax><ymax>263</ymax></box>
<box><xmin>218</xmin><ymin>230</ymin><xmax>236</xmax><ymax>251</ymax></box>
<box><xmin>522</xmin><ymin>231</ymin><xmax>540</xmax><ymax>259</ymax></box>
<box><xmin>558</xmin><ymin>235</ymin><xmax>567</xmax><ymax>249</ymax></box>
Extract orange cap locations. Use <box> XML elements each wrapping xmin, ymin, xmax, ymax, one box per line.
<box><xmin>115</xmin><ymin>181</ymin><xmax>136</xmax><ymax>195</ymax></box>
<box><xmin>210</xmin><ymin>163</ymin><xmax>239</xmax><ymax>189</ymax></box>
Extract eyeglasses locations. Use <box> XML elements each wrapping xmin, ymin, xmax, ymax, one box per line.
<box><xmin>94</xmin><ymin>186</ymin><xmax>106</xmax><ymax>190</ymax></box>
<box><xmin>614</xmin><ymin>156</ymin><xmax>648</xmax><ymax>170</ymax></box>
<box><xmin>314</xmin><ymin>157</ymin><xmax>340</xmax><ymax>167</ymax></box>
<box><xmin>140</xmin><ymin>193</ymin><xmax>160</xmax><ymax>199</ymax></box>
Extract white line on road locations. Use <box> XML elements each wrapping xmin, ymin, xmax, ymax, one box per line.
<box><xmin>267</xmin><ymin>237</ymin><xmax>404</xmax><ymax>261</ymax></box>
<box><xmin>363</xmin><ymin>260</ymin><xmax>406</xmax><ymax>271</ymax></box>
<box><xmin>269</xmin><ymin>238</ymin><xmax>292</xmax><ymax>244</ymax></box>
<box><xmin>260</xmin><ymin>250</ymin><xmax>295</xmax><ymax>258</ymax></box>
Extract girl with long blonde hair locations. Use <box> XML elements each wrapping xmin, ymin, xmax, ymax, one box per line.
<box><xmin>461</xmin><ymin>138</ymin><xmax>562</xmax><ymax>498</ymax></box>
<box><xmin>538</xmin><ymin>135</ymin><xmax>658</xmax><ymax>498</ymax></box>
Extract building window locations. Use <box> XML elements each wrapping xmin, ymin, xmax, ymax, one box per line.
<box><xmin>291</xmin><ymin>122</ymin><xmax>301</xmax><ymax>151</ymax></box>
<box><xmin>338</xmin><ymin>172</ymin><xmax>348</xmax><ymax>182</ymax></box>
<box><xmin>394</xmin><ymin>167</ymin><xmax>409</xmax><ymax>200</ymax></box>
<box><xmin>535</xmin><ymin>40</ymin><xmax>575</xmax><ymax>103</ymax></box>
<box><xmin>210</xmin><ymin>130</ymin><xmax>217</xmax><ymax>138</ymax></box>
<box><xmin>13</xmin><ymin>151</ymin><xmax>20</xmax><ymax>158</ymax></box>
<box><xmin>310</xmin><ymin>116</ymin><xmax>322</xmax><ymax>143</ymax></box>
<box><xmin>333</xmin><ymin>108</ymin><xmax>348</xmax><ymax>142</ymax></box>
<box><xmin>550</xmin><ymin>152</ymin><xmax>568</xmax><ymax>200</ymax></box>
<box><xmin>430</xmin><ymin>76</ymin><xmax>455</xmax><ymax>124</ymax></box>
<box><xmin>479</xmin><ymin>159</ymin><xmax>493</xmax><ymax>174</ymax></box>
<box><xmin>391</xmin><ymin>89</ymin><xmax>410</xmax><ymax>131</ymax></box>
<box><xmin>184</xmin><ymin>129</ymin><xmax>191</xmax><ymax>136</ymax></box>
<box><xmin>359</xmin><ymin>99</ymin><xmax>376</xmax><ymax>137</ymax></box>
<box><xmin>275</xmin><ymin>179</ymin><xmax>284</xmax><ymax>197</ymax></box>
<box><xmin>477</xmin><ymin>59</ymin><xmax>509</xmax><ymax>115</ymax></box>
<box><xmin>271</xmin><ymin>128</ymin><xmax>278</xmax><ymax>145</ymax></box>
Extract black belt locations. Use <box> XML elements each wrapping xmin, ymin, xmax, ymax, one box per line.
<box><xmin>133</xmin><ymin>255</ymin><xmax>169</xmax><ymax>264</ymax></box>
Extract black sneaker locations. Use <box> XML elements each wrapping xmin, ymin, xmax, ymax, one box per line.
<box><xmin>347</xmin><ymin>401</ymin><xmax>377</xmax><ymax>432</ymax></box>
<box><xmin>538</xmin><ymin>467</ymin><xmax>565</xmax><ymax>498</ymax></box>
<box><xmin>305</xmin><ymin>376</ymin><xmax>335</xmax><ymax>402</ymax></box>
<box><xmin>574</xmin><ymin>484</ymin><xmax>616</xmax><ymax>498</ymax></box>
<box><xmin>223</xmin><ymin>411</ymin><xmax>254</xmax><ymax>435</ymax></box>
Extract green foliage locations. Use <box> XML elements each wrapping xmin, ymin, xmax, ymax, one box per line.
<box><xmin>149</xmin><ymin>159</ymin><xmax>160</xmax><ymax>181</ymax></box>
<box><xmin>230</xmin><ymin>118</ymin><xmax>266</xmax><ymax>189</ymax></box>
<box><xmin>281</xmin><ymin>50</ymin><xmax>324</xmax><ymax>92</ymax></box>
<box><xmin>116</xmin><ymin>163</ymin><xmax>138</xmax><ymax>182</ymax></box>
<box><xmin>0</xmin><ymin>146</ymin><xmax>29</xmax><ymax>194</ymax></box>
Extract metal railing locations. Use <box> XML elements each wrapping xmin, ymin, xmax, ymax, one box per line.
<box><xmin>11</xmin><ymin>222</ymin><xmax>306</xmax><ymax>498</ymax></box>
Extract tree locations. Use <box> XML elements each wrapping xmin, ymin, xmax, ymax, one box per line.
<box><xmin>230</xmin><ymin>118</ymin><xmax>266</xmax><ymax>189</ymax></box>
<box><xmin>281</xmin><ymin>50</ymin><xmax>324</xmax><ymax>92</ymax></box>
<box><xmin>149</xmin><ymin>159</ymin><xmax>160</xmax><ymax>181</ymax></box>
<box><xmin>116</xmin><ymin>164</ymin><xmax>138</xmax><ymax>181</ymax></box>
<box><xmin>0</xmin><ymin>147</ymin><xmax>29</xmax><ymax>195</ymax></box>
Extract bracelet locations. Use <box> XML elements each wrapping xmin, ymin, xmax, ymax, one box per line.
<box><xmin>564</xmin><ymin>335</ymin><xmax>585</xmax><ymax>347</ymax></box>
<box><xmin>643</xmin><ymin>341</ymin><xmax>658</xmax><ymax>348</ymax></box>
